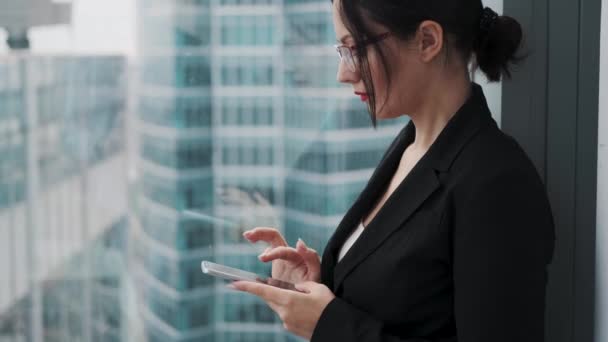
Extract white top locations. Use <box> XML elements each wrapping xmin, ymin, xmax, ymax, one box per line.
<box><xmin>337</xmin><ymin>220</ymin><xmax>366</xmax><ymax>262</ymax></box>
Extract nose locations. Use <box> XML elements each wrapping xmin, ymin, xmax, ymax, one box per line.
<box><xmin>336</xmin><ymin>60</ymin><xmax>359</xmax><ymax>84</ymax></box>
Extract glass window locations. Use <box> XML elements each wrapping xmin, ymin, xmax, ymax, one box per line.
<box><xmin>0</xmin><ymin>2</ymin><xmax>414</xmax><ymax>341</ymax></box>
<box><xmin>141</xmin><ymin>13</ymin><xmax>211</xmax><ymax>49</ymax></box>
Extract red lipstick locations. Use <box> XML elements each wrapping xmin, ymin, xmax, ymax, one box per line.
<box><xmin>355</xmin><ymin>91</ymin><xmax>369</xmax><ymax>102</ymax></box>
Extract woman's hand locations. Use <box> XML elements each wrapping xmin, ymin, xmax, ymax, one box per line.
<box><xmin>230</xmin><ymin>280</ymin><xmax>335</xmax><ymax>340</ymax></box>
<box><xmin>243</xmin><ymin>227</ymin><xmax>321</xmax><ymax>284</ymax></box>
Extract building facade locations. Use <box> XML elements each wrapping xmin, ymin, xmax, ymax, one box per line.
<box><xmin>136</xmin><ymin>0</ymin><xmax>216</xmax><ymax>341</ymax></box>
<box><xmin>0</xmin><ymin>54</ymin><xmax>128</xmax><ymax>342</ymax></box>
<box><xmin>135</xmin><ymin>1</ymin><xmax>405</xmax><ymax>341</ymax></box>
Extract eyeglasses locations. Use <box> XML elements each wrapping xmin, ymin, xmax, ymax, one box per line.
<box><xmin>334</xmin><ymin>32</ymin><xmax>392</xmax><ymax>72</ymax></box>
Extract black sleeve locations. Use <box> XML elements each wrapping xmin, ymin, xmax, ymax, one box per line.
<box><xmin>311</xmin><ymin>169</ymin><xmax>554</xmax><ymax>342</ymax></box>
<box><xmin>452</xmin><ymin>168</ymin><xmax>554</xmax><ymax>341</ymax></box>
<box><xmin>311</xmin><ymin>296</ymin><xmax>454</xmax><ymax>342</ymax></box>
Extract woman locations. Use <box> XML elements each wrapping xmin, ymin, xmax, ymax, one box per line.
<box><xmin>231</xmin><ymin>0</ymin><xmax>555</xmax><ymax>341</ymax></box>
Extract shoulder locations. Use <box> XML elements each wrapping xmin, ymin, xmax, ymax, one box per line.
<box><xmin>443</xmin><ymin>120</ymin><xmax>552</xmax><ymax>228</ymax></box>
<box><xmin>447</xmin><ymin>121</ymin><xmax>555</xmax><ymax>263</ymax></box>
<box><xmin>446</xmin><ymin>119</ymin><xmax>554</xmax><ymax>233</ymax></box>
<box><xmin>450</xmin><ymin>120</ymin><xmax>543</xmax><ymax>190</ymax></box>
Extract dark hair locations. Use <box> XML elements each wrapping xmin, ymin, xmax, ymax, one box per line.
<box><xmin>332</xmin><ymin>0</ymin><xmax>524</xmax><ymax>127</ymax></box>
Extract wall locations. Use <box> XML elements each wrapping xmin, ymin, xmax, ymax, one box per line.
<box><xmin>477</xmin><ymin>0</ymin><xmax>504</xmax><ymax>125</ymax></box>
<box><xmin>596</xmin><ymin>1</ymin><xmax>608</xmax><ymax>341</ymax></box>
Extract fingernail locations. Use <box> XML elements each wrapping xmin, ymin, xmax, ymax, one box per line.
<box><xmin>226</xmin><ymin>284</ymin><xmax>236</xmax><ymax>289</ymax></box>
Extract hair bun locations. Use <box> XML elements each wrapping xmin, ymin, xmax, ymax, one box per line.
<box><xmin>474</xmin><ymin>14</ymin><xmax>524</xmax><ymax>82</ymax></box>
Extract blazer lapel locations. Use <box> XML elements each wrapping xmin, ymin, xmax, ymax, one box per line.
<box><xmin>320</xmin><ymin>121</ymin><xmax>413</xmax><ymax>290</ymax></box>
<box><xmin>332</xmin><ymin>153</ymin><xmax>440</xmax><ymax>292</ymax></box>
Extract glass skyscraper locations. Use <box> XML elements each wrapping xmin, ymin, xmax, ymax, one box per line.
<box><xmin>211</xmin><ymin>0</ymin><xmax>284</xmax><ymax>341</ymax></box>
<box><xmin>0</xmin><ymin>54</ymin><xmax>128</xmax><ymax>341</ymax></box>
<box><xmin>135</xmin><ymin>1</ymin><xmax>405</xmax><ymax>342</ymax></box>
<box><xmin>136</xmin><ymin>0</ymin><xmax>216</xmax><ymax>341</ymax></box>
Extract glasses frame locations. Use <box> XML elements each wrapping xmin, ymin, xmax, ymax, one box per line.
<box><xmin>334</xmin><ymin>32</ymin><xmax>392</xmax><ymax>72</ymax></box>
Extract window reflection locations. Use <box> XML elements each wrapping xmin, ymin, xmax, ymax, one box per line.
<box><xmin>0</xmin><ymin>1</ymin><xmax>407</xmax><ymax>341</ymax></box>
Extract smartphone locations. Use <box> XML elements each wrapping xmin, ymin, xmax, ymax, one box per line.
<box><xmin>201</xmin><ymin>261</ymin><xmax>302</xmax><ymax>292</ymax></box>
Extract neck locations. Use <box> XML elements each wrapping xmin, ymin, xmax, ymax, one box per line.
<box><xmin>408</xmin><ymin>76</ymin><xmax>472</xmax><ymax>153</ymax></box>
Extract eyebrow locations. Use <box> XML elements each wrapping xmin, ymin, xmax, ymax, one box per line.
<box><xmin>337</xmin><ymin>34</ymin><xmax>352</xmax><ymax>43</ymax></box>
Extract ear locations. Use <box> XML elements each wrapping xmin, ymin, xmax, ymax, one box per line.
<box><xmin>416</xmin><ymin>20</ymin><xmax>444</xmax><ymax>63</ymax></box>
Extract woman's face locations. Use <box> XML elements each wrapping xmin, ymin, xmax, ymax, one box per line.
<box><xmin>332</xmin><ymin>0</ymin><xmax>430</xmax><ymax>120</ymax></box>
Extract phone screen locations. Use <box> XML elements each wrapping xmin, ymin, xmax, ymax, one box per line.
<box><xmin>201</xmin><ymin>261</ymin><xmax>302</xmax><ymax>292</ymax></box>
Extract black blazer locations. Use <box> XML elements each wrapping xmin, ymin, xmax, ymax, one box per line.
<box><xmin>310</xmin><ymin>83</ymin><xmax>555</xmax><ymax>342</ymax></box>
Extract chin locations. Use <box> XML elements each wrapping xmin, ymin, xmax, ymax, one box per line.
<box><xmin>374</xmin><ymin>110</ymin><xmax>400</xmax><ymax>121</ymax></box>
<box><xmin>375</xmin><ymin>114</ymin><xmax>390</xmax><ymax>121</ymax></box>
<box><xmin>370</xmin><ymin>101</ymin><xmax>400</xmax><ymax>121</ymax></box>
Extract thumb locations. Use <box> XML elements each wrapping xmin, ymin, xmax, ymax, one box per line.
<box><xmin>296</xmin><ymin>239</ymin><xmax>320</xmax><ymax>262</ymax></box>
<box><xmin>296</xmin><ymin>239</ymin><xmax>321</xmax><ymax>278</ymax></box>
<box><xmin>295</xmin><ymin>281</ymin><xmax>319</xmax><ymax>293</ymax></box>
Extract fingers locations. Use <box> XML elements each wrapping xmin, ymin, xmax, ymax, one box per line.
<box><xmin>243</xmin><ymin>227</ymin><xmax>287</xmax><ymax>248</ymax></box>
<box><xmin>259</xmin><ymin>246</ymin><xmax>304</xmax><ymax>264</ymax></box>
<box><xmin>296</xmin><ymin>239</ymin><xmax>321</xmax><ymax>274</ymax></box>
<box><xmin>230</xmin><ymin>281</ymin><xmax>288</xmax><ymax>305</ymax></box>
<box><xmin>294</xmin><ymin>281</ymin><xmax>320</xmax><ymax>293</ymax></box>
<box><xmin>296</xmin><ymin>238</ymin><xmax>314</xmax><ymax>253</ymax></box>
